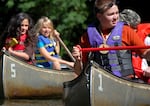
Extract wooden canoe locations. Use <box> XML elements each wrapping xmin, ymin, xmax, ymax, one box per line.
<box><xmin>63</xmin><ymin>61</ymin><xmax>150</xmax><ymax>106</ymax></box>
<box><xmin>0</xmin><ymin>52</ymin><xmax>76</xmax><ymax>99</ymax></box>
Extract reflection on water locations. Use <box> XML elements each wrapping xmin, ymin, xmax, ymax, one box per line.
<box><xmin>0</xmin><ymin>99</ymin><xmax>63</xmax><ymax>106</ymax></box>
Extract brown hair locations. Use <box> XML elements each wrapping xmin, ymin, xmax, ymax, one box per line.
<box><xmin>94</xmin><ymin>0</ymin><xmax>116</xmax><ymax>14</ymax></box>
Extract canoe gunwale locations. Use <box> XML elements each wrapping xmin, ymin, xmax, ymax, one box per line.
<box><xmin>0</xmin><ymin>52</ymin><xmax>4</xmax><ymax>98</ymax></box>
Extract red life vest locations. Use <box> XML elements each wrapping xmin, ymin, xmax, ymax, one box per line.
<box><xmin>13</xmin><ymin>34</ymin><xmax>27</xmax><ymax>51</ymax></box>
<box><xmin>132</xmin><ymin>53</ymin><xmax>143</xmax><ymax>79</ymax></box>
<box><xmin>132</xmin><ymin>23</ymin><xmax>150</xmax><ymax>82</ymax></box>
<box><xmin>137</xmin><ymin>23</ymin><xmax>150</xmax><ymax>41</ymax></box>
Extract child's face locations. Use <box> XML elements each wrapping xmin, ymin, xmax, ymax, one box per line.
<box><xmin>40</xmin><ymin>24</ymin><xmax>52</xmax><ymax>37</ymax></box>
<box><xmin>19</xmin><ymin>19</ymin><xmax>29</xmax><ymax>35</ymax></box>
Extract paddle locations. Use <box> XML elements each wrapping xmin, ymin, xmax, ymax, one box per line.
<box><xmin>56</xmin><ymin>36</ymin><xmax>75</xmax><ymax>62</ymax></box>
<box><xmin>80</xmin><ymin>46</ymin><xmax>150</xmax><ymax>52</ymax></box>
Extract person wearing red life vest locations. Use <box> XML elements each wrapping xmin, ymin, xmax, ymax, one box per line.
<box><xmin>120</xmin><ymin>9</ymin><xmax>150</xmax><ymax>83</ymax></box>
<box><xmin>137</xmin><ymin>23</ymin><xmax>150</xmax><ymax>83</ymax></box>
<box><xmin>1</xmin><ymin>12</ymin><xmax>37</xmax><ymax>64</ymax></box>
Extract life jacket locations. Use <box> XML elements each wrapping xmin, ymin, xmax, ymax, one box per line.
<box><xmin>137</xmin><ymin>23</ymin><xmax>150</xmax><ymax>42</ymax></box>
<box><xmin>87</xmin><ymin>22</ymin><xmax>134</xmax><ymax>77</ymax></box>
<box><xmin>6</xmin><ymin>34</ymin><xmax>27</xmax><ymax>51</ymax></box>
<box><xmin>132</xmin><ymin>53</ymin><xmax>143</xmax><ymax>79</ymax></box>
<box><xmin>35</xmin><ymin>35</ymin><xmax>58</xmax><ymax>68</ymax></box>
<box><xmin>132</xmin><ymin>23</ymin><xmax>150</xmax><ymax>80</ymax></box>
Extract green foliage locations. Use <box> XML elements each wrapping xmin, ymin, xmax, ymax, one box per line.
<box><xmin>6</xmin><ymin>0</ymin><xmax>14</xmax><ymax>8</ymax></box>
<box><xmin>18</xmin><ymin>1</ymin><xmax>36</xmax><ymax>11</ymax></box>
<box><xmin>0</xmin><ymin>0</ymin><xmax>92</xmax><ymax>60</ymax></box>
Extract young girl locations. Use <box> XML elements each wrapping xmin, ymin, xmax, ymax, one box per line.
<box><xmin>1</xmin><ymin>12</ymin><xmax>37</xmax><ymax>63</ymax></box>
<box><xmin>34</xmin><ymin>16</ymin><xmax>74</xmax><ymax>70</ymax></box>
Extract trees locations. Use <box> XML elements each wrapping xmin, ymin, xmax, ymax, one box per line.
<box><xmin>0</xmin><ymin>0</ymin><xmax>92</xmax><ymax>60</ymax></box>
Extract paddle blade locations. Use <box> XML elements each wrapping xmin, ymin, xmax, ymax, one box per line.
<box><xmin>63</xmin><ymin>69</ymin><xmax>90</xmax><ymax>106</ymax></box>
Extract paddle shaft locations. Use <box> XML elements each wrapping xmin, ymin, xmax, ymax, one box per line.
<box><xmin>56</xmin><ymin>36</ymin><xmax>75</xmax><ymax>62</ymax></box>
<box><xmin>80</xmin><ymin>46</ymin><xmax>150</xmax><ymax>52</ymax></box>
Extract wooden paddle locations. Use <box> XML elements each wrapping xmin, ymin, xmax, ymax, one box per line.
<box><xmin>56</xmin><ymin>36</ymin><xmax>75</xmax><ymax>62</ymax></box>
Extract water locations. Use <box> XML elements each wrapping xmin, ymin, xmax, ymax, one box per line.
<box><xmin>0</xmin><ymin>99</ymin><xmax>63</xmax><ymax>106</ymax></box>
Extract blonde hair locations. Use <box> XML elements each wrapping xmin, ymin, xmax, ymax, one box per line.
<box><xmin>34</xmin><ymin>16</ymin><xmax>55</xmax><ymax>39</ymax></box>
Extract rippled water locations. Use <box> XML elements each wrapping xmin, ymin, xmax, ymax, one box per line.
<box><xmin>0</xmin><ymin>99</ymin><xmax>63</xmax><ymax>106</ymax></box>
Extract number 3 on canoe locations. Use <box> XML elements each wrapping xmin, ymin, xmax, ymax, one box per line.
<box><xmin>98</xmin><ymin>74</ymin><xmax>103</xmax><ymax>92</ymax></box>
<box><xmin>11</xmin><ymin>64</ymin><xmax>16</xmax><ymax>78</ymax></box>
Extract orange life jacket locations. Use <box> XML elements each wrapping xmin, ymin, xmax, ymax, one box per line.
<box><xmin>137</xmin><ymin>23</ymin><xmax>150</xmax><ymax>41</ymax></box>
<box><xmin>133</xmin><ymin>23</ymin><xmax>150</xmax><ymax>81</ymax></box>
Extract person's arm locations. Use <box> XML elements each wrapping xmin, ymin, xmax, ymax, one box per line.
<box><xmin>39</xmin><ymin>47</ymin><xmax>60</xmax><ymax>62</ymax></box>
<box><xmin>72</xmin><ymin>32</ymin><xmax>91</xmax><ymax>75</ymax></box>
<box><xmin>39</xmin><ymin>46</ymin><xmax>74</xmax><ymax>67</ymax></box>
<box><xmin>8</xmin><ymin>47</ymin><xmax>30</xmax><ymax>60</ymax></box>
<box><xmin>72</xmin><ymin>46</ymin><xmax>83</xmax><ymax>75</ymax></box>
<box><xmin>122</xmin><ymin>25</ymin><xmax>146</xmax><ymax>55</ymax></box>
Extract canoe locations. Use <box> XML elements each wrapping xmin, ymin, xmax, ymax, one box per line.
<box><xmin>0</xmin><ymin>52</ymin><xmax>76</xmax><ymax>99</ymax></box>
<box><xmin>63</xmin><ymin>61</ymin><xmax>150</xmax><ymax>106</ymax></box>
